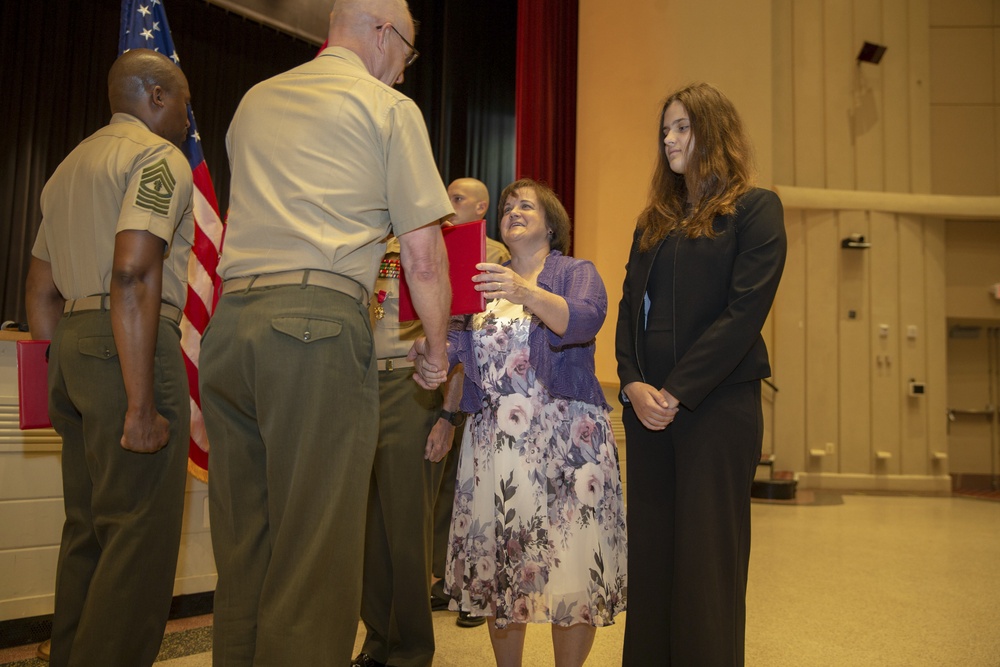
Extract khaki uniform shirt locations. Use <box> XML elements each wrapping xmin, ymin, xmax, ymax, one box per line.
<box><xmin>220</xmin><ymin>46</ymin><xmax>453</xmax><ymax>297</ymax></box>
<box><xmin>33</xmin><ymin>113</ymin><xmax>194</xmax><ymax>308</ymax></box>
<box><xmin>371</xmin><ymin>224</ymin><xmax>510</xmax><ymax>359</ymax></box>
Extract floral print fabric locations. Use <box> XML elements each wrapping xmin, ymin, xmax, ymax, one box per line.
<box><xmin>444</xmin><ymin>299</ymin><xmax>627</xmax><ymax>629</ymax></box>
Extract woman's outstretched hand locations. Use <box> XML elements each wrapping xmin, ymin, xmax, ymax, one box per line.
<box><xmin>473</xmin><ymin>263</ymin><xmax>535</xmax><ymax>304</ymax></box>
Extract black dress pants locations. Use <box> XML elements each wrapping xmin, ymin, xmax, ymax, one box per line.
<box><xmin>622</xmin><ymin>380</ymin><xmax>762</xmax><ymax>667</ymax></box>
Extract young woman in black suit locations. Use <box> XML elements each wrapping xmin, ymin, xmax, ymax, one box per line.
<box><xmin>616</xmin><ymin>83</ymin><xmax>786</xmax><ymax>666</ymax></box>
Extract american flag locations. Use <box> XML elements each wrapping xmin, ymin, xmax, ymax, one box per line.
<box><xmin>120</xmin><ymin>0</ymin><xmax>224</xmax><ymax>482</ymax></box>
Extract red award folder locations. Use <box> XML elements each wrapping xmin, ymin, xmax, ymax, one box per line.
<box><xmin>398</xmin><ymin>219</ymin><xmax>487</xmax><ymax>322</ymax></box>
<box><xmin>16</xmin><ymin>339</ymin><xmax>51</xmax><ymax>430</ymax></box>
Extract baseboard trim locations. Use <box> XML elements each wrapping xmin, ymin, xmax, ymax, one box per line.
<box><xmin>0</xmin><ymin>591</ymin><xmax>214</xmax><ymax>650</ymax></box>
<box><xmin>796</xmin><ymin>472</ymin><xmax>952</xmax><ymax>493</ymax></box>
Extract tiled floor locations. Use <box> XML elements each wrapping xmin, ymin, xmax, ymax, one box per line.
<box><xmin>3</xmin><ymin>491</ymin><xmax>998</xmax><ymax>666</ymax></box>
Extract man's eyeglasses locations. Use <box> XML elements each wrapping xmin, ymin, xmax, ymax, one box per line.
<box><xmin>377</xmin><ymin>24</ymin><xmax>419</xmax><ymax>67</ymax></box>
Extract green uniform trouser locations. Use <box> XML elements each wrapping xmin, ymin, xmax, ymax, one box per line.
<box><xmin>201</xmin><ymin>285</ymin><xmax>378</xmax><ymax>667</ymax></box>
<box><xmin>431</xmin><ymin>429</ymin><xmax>462</xmax><ymax>578</ymax></box>
<box><xmin>360</xmin><ymin>368</ymin><xmax>444</xmax><ymax>667</ymax></box>
<box><xmin>47</xmin><ymin>310</ymin><xmax>189</xmax><ymax>667</ymax></box>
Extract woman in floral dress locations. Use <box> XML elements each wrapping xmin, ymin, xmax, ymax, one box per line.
<box><xmin>416</xmin><ymin>179</ymin><xmax>626</xmax><ymax>667</ymax></box>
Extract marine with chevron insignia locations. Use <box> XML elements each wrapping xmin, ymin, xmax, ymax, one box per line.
<box><xmin>25</xmin><ymin>48</ymin><xmax>194</xmax><ymax>667</ymax></box>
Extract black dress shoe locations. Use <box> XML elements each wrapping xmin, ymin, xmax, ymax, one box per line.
<box><xmin>456</xmin><ymin>610</ymin><xmax>486</xmax><ymax>628</ymax></box>
<box><xmin>351</xmin><ymin>653</ymin><xmax>386</xmax><ymax>667</ymax></box>
<box><xmin>430</xmin><ymin>579</ymin><xmax>450</xmax><ymax>611</ymax></box>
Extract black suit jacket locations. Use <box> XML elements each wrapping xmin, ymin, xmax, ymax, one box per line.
<box><xmin>615</xmin><ymin>188</ymin><xmax>786</xmax><ymax>410</ymax></box>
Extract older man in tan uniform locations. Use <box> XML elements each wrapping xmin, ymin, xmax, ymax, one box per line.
<box><xmin>25</xmin><ymin>49</ymin><xmax>194</xmax><ymax>667</ymax></box>
<box><xmin>199</xmin><ymin>1</ymin><xmax>453</xmax><ymax>665</ymax></box>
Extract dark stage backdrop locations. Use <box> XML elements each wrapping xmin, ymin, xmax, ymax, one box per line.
<box><xmin>0</xmin><ymin>0</ymin><xmax>519</xmax><ymax>324</ymax></box>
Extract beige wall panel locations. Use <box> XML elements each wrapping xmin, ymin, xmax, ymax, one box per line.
<box><xmin>945</xmin><ymin>219</ymin><xmax>1000</xmax><ymax>320</ymax></box>
<box><xmin>805</xmin><ymin>210</ymin><xmax>841</xmax><ymax>472</ymax></box>
<box><xmin>761</xmin><ymin>311</ymin><xmax>777</xmax><ymax>455</ymax></box>
<box><xmin>910</xmin><ymin>1</ymin><xmax>933</xmax><ymax>193</ymax></box>
<box><xmin>824</xmin><ymin>1</ymin><xmax>857</xmax><ymax>189</ymax></box>
<box><xmin>946</xmin><ymin>331</ymin><xmax>994</xmax><ymax>472</ymax></box>
<box><xmin>930</xmin><ymin>106</ymin><xmax>997</xmax><ymax>195</ymax></box>
<box><xmin>837</xmin><ymin>211</ymin><xmax>871</xmax><ymax>473</ymax></box>
<box><xmin>869</xmin><ymin>211</ymin><xmax>901</xmax><ymax>471</ymax></box>
<box><xmin>838</xmin><ymin>210</ymin><xmax>873</xmax><ymax>473</ymax></box>
<box><xmin>929</xmin><ymin>28</ymin><xmax>994</xmax><ymax>105</ymax></box>
<box><xmin>180</xmin><ymin>483</ymin><xmax>209</xmax><ymax>537</ymax></box>
<box><xmin>773</xmin><ymin>0</ymin><xmax>796</xmax><ymax>185</ymax></box>
<box><xmin>929</xmin><ymin>0</ymin><xmax>994</xmax><ymax>26</ymax></box>
<box><xmin>0</xmin><ymin>452</ymin><xmax>62</xmax><ymax>500</ymax></box>
<box><xmin>174</xmin><ymin>532</ymin><xmax>218</xmax><ymax>594</ymax></box>
<box><xmin>883</xmin><ymin>0</ymin><xmax>912</xmax><ymax>193</ymax></box>
<box><xmin>923</xmin><ymin>219</ymin><xmax>949</xmax><ymax>472</ymax></box>
<box><xmin>773</xmin><ymin>208</ymin><xmax>807</xmax><ymax>473</ymax></box>
<box><xmin>0</xmin><ymin>498</ymin><xmax>61</xmax><ymax>551</ymax></box>
<box><xmin>898</xmin><ymin>216</ymin><xmax>930</xmax><ymax>474</ymax></box>
<box><xmin>793</xmin><ymin>0</ymin><xmax>827</xmax><ymax>187</ymax></box>
<box><xmin>578</xmin><ymin>0</ymin><xmax>775</xmax><ymax>383</ymax></box>
<box><xmin>0</xmin><ymin>547</ymin><xmax>57</xmax><ymax>616</ymax></box>
<box><xmin>853</xmin><ymin>0</ymin><xmax>886</xmax><ymax>191</ymax></box>
<box><xmin>948</xmin><ymin>418</ymin><xmax>995</xmax><ymax>471</ymax></box>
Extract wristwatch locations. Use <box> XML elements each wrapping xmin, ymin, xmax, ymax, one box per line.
<box><xmin>439</xmin><ymin>409</ymin><xmax>466</xmax><ymax>427</ymax></box>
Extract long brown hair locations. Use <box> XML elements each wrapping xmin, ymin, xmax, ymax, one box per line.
<box><xmin>637</xmin><ymin>83</ymin><xmax>756</xmax><ymax>252</ymax></box>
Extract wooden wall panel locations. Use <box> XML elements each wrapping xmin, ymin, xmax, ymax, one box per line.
<box><xmin>882</xmin><ymin>0</ymin><xmax>912</xmax><ymax>193</ymax></box>
<box><xmin>761</xmin><ymin>310</ymin><xmax>777</xmax><ymax>457</ymax></box>
<box><xmin>909</xmin><ymin>0</ymin><xmax>932</xmax><ymax>193</ymax></box>
<box><xmin>898</xmin><ymin>216</ymin><xmax>930</xmax><ymax>474</ymax></box>
<box><xmin>824</xmin><ymin>1</ymin><xmax>856</xmax><ymax>189</ymax></box>
<box><xmin>793</xmin><ymin>0</ymin><xmax>827</xmax><ymax>187</ymax></box>
<box><xmin>869</xmin><ymin>211</ymin><xmax>901</xmax><ymax>473</ymax></box>
<box><xmin>773</xmin><ymin>208</ymin><xmax>807</xmax><ymax>473</ymax></box>
<box><xmin>924</xmin><ymin>218</ymin><xmax>948</xmax><ymax>473</ymax></box>
<box><xmin>805</xmin><ymin>210</ymin><xmax>840</xmax><ymax>472</ymax></box>
<box><xmin>838</xmin><ymin>209</ymin><xmax>872</xmax><ymax>473</ymax></box>
<box><xmin>772</xmin><ymin>0</ymin><xmax>796</xmax><ymax>185</ymax></box>
<box><xmin>853</xmin><ymin>0</ymin><xmax>885</xmax><ymax>191</ymax></box>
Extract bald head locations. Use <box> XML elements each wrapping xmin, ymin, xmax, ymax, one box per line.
<box><xmin>327</xmin><ymin>0</ymin><xmax>415</xmax><ymax>86</ymax></box>
<box><xmin>108</xmin><ymin>49</ymin><xmax>191</xmax><ymax>147</ymax></box>
<box><xmin>330</xmin><ymin>0</ymin><xmax>410</xmax><ymax>30</ymax></box>
<box><xmin>447</xmin><ymin>178</ymin><xmax>490</xmax><ymax>225</ymax></box>
<box><xmin>109</xmin><ymin>49</ymin><xmax>186</xmax><ymax>113</ymax></box>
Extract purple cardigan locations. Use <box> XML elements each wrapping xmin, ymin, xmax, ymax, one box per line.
<box><xmin>449</xmin><ymin>251</ymin><xmax>610</xmax><ymax>412</ymax></box>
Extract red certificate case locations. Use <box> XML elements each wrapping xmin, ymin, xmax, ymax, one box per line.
<box><xmin>17</xmin><ymin>339</ymin><xmax>51</xmax><ymax>430</ymax></box>
<box><xmin>398</xmin><ymin>219</ymin><xmax>487</xmax><ymax>322</ymax></box>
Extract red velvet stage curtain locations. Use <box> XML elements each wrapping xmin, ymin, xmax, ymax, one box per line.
<box><xmin>515</xmin><ymin>0</ymin><xmax>579</xmax><ymax>243</ymax></box>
